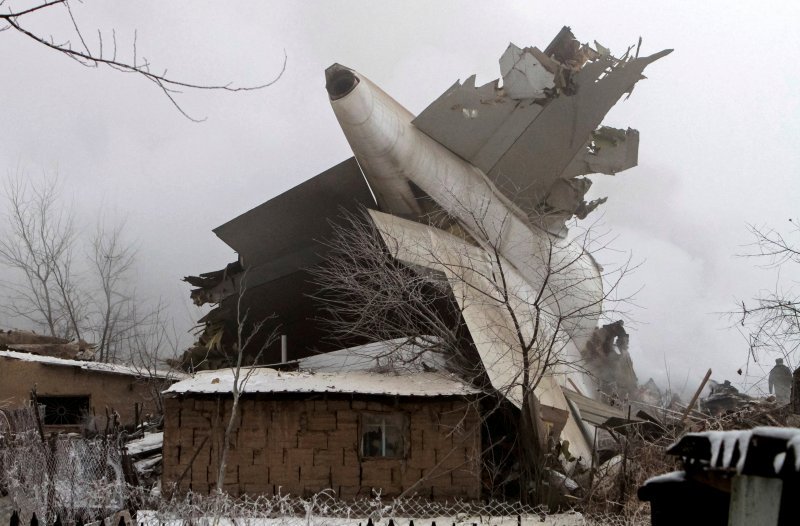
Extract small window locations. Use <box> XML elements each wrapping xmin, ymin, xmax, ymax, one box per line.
<box><xmin>39</xmin><ymin>395</ymin><xmax>90</xmax><ymax>426</ymax></box>
<box><xmin>360</xmin><ymin>413</ymin><xmax>405</xmax><ymax>458</ymax></box>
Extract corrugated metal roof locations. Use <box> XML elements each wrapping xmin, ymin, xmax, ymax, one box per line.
<box><xmin>165</xmin><ymin>367</ymin><xmax>478</xmax><ymax>397</ymax></box>
<box><xmin>295</xmin><ymin>338</ymin><xmax>448</xmax><ymax>373</ymax></box>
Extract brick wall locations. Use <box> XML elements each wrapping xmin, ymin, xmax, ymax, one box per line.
<box><xmin>162</xmin><ymin>394</ymin><xmax>481</xmax><ymax>500</ymax></box>
<box><xmin>0</xmin><ymin>356</ymin><xmax>165</xmax><ymax>427</ymax></box>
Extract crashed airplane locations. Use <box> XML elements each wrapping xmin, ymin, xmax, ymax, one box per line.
<box><xmin>186</xmin><ymin>27</ymin><xmax>670</xmax><ymax>470</ymax></box>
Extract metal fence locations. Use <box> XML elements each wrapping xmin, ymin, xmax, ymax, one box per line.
<box><xmin>130</xmin><ymin>489</ymin><xmax>644</xmax><ymax>526</ymax></box>
<box><xmin>0</xmin><ymin>431</ymin><xmax>125</xmax><ymax>526</ymax></box>
<box><xmin>3</xmin><ymin>486</ymin><xmax>647</xmax><ymax>526</ymax></box>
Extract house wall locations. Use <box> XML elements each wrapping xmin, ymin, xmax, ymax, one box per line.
<box><xmin>162</xmin><ymin>394</ymin><xmax>481</xmax><ymax>500</ymax></box>
<box><xmin>0</xmin><ymin>356</ymin><xmax>164</xmax><ymax>428</ymax></box>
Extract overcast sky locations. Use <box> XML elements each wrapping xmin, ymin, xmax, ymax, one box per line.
<box><xmin>1</xmin><ymin>1</ymin><xmax>798</xmax><ymax>396</ymax></box>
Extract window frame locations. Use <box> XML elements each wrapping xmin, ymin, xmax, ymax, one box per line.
<box><xmin>38</xmin><ymin>394</ymin><xmax>91</xmax><ymax>427</ymax></box>
<box><xmin>359</xmin><ymin>411</ymin><xmax>407</xmax><ymax>460</ymax></box>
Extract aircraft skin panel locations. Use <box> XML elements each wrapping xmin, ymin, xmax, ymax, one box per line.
<box><xmin>410</xmin><ymin>34</ymin><xmax>670</xmax><ymax>223</ymax></box>
<box><xmin>368</xmin><ymin>209</ymin><xmax>595</xmax><ymax>465</ymax></box>
<box><xmin>331</xmin><ymin>68</ymin><xmax>603</xmax><ymax>346</ymax></box>
<box><xmin>488</xmin><ymin>52</ymin><xmax>670</xmax><ymax>205</ymax></box>
<box><xmin>213</xmin><ymin>157</ymin><xmax>375</xmax><ymax>267</ymax></box>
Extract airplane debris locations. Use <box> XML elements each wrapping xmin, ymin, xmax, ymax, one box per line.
<box><xmin>499</xmin><ymin>44</ymin><xmax>555</xmax><ymax>99</ymax></box>
<box><xmin>184</xmin><ymin>27</ymin><xmax>671</xmax><ymax>497</ymax></box>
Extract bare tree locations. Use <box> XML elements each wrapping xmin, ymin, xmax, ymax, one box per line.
<box><xmin>0</xmin><ymin>173</ymin><xmax>180</xmax><ymax>370</ymax></box>
<box><xmin>214</xmin><ymin>272</ymin><xmax>278</xmax><ymax>494</ymax></box>
<box><xmin>310</xmin><ymin>205</ymin><xmax>634</xmax><ymax>501</ymax></box>
<box><xmin>0</xmin><ymin>0</ymin><xmax>286</xmax><ymax>120</ymax></box>
<box><xmin>120</xmin><ymin>300</ymin><xmax>186</xmax><ymax>422</ymax></box>
<box><xmin>736</xmin><ymin>220</ymin><xmax>800</xmax><ymax>366</ymax></box>
<box><xmin>90</xmin><ymin>220</ymin><xmax>136</xmax><ymax>362</ymax></box>
<box><xmin>0</xmin><ymin>174</ymin><xmax>86</xmax><ymax>339</ymax></box>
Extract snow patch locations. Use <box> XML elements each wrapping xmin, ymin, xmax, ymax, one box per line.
<box><xmin>126</xmin><ymin>432</ymin><xmax>163</xmax><ymax>456</ymax></box>
<box><xmin>644</xmin><ymin>471</ymin><xmax>686</xmax><ymax>485</ymax></box>
<box><xmin>166</xmin><ymin>368</ymin><xmax>479</xmax><ymax>397</ymax></box>
<box><xmin>0</xmin><ymin>350</ymin><xmax>185</xmax><ymax>380</ymax></box>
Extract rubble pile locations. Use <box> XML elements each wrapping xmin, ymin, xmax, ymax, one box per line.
<box><xmin>124</xmin><ymin>431</ymin><xmax>164</xmax><ymax>494</ymax></box>
<box><xmin>580</xmin><ymin>374</ymin><xmax>800</xmax><ymax>519</ymax></box>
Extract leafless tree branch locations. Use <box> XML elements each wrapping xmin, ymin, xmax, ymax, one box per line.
<box><xmin>309</xmin><ymin>201</ymin><xmax>635</xmax><ymax>502</ymax></box>
<box><xmin>1</xmin><ymin>1</ymin><xmax>287</xmax><ymax>120</ymax></box>
<box><xmin>732</xmin><ymin>219</ymin><xmax>800</xmax><ymax>367</ymax></box>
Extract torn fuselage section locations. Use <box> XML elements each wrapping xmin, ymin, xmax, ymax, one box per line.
<box><xmin>184</xmin><ymin>260</ymin><xmax>243</xmax><ymax>307</ymax></box>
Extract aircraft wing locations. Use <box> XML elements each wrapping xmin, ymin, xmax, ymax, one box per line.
<box><xmin>184</xmin><ymin>158</ymin><xmax>376</xmax><ymax>364</ymax></box>
<box><xmin>213</xmin><ymin>157</ymin><xmax>375</xmax><ymax>279</ymax></box>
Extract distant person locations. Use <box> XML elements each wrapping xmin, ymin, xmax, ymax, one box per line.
<box><xmin>768</xmin><ymin>358</ymin><xmax>792</xmax><ymax>404</ymax></box>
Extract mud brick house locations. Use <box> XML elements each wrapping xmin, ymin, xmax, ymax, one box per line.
<box><xmin>161</xmin><ymin>341</ymin><xmax>483</xmax><ymax>499</ymax></box>
<box><xmin>0</xmin><ymin>347</ymin><xmax>183</xmax><ymax>431</ymax></box>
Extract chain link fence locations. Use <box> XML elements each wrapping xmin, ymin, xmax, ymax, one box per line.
<box><xmin>0</xmin><ymin>408</ymin><xmax>126</xmax><ymax>526</ymax></box>
<box><xmin>134</xmin><ymin>488</ymin><xmax>647</xmax><ymax>526</ymax></box>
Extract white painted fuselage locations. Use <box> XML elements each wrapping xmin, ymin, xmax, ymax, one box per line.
<box><xmin>327</xmin><ymin>66</ymin><xmax>603</xmax><ymax>351</ymax></box>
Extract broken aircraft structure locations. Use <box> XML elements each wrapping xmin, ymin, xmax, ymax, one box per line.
<box><xmin>185</xmin><ymin>27</ymin><xmax>670</xmax><ymax>472</ymax></box>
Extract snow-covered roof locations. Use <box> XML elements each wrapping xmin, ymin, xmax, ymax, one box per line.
<box><xmin>0</xmin><ymin>349</ymin><xmax>185</xmax><ymax>380</ymax></box>
<box><xmin>165</xmin><ymin>367</ymin><xmax>479</xmax><ymax>397</ymax></box>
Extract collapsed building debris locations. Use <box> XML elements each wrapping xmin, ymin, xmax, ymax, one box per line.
<box><xmin>703</xmin><ymin>379</ymin><xmax>752</xmax><ymax>416</ymax></box>
<box><xmin>582</xmin><ymin>321</ymin><xmax>638</xmax><ymax>402</ymax></box>
<box><xmin>182</xmin><ymin>26</ymin><xmax>670</xmax><ymax>501</ymax></box>
<box><xmin>124</xmin><ymin>431</ymin><xmax>164</xmax><ymax>492</ymax></box>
